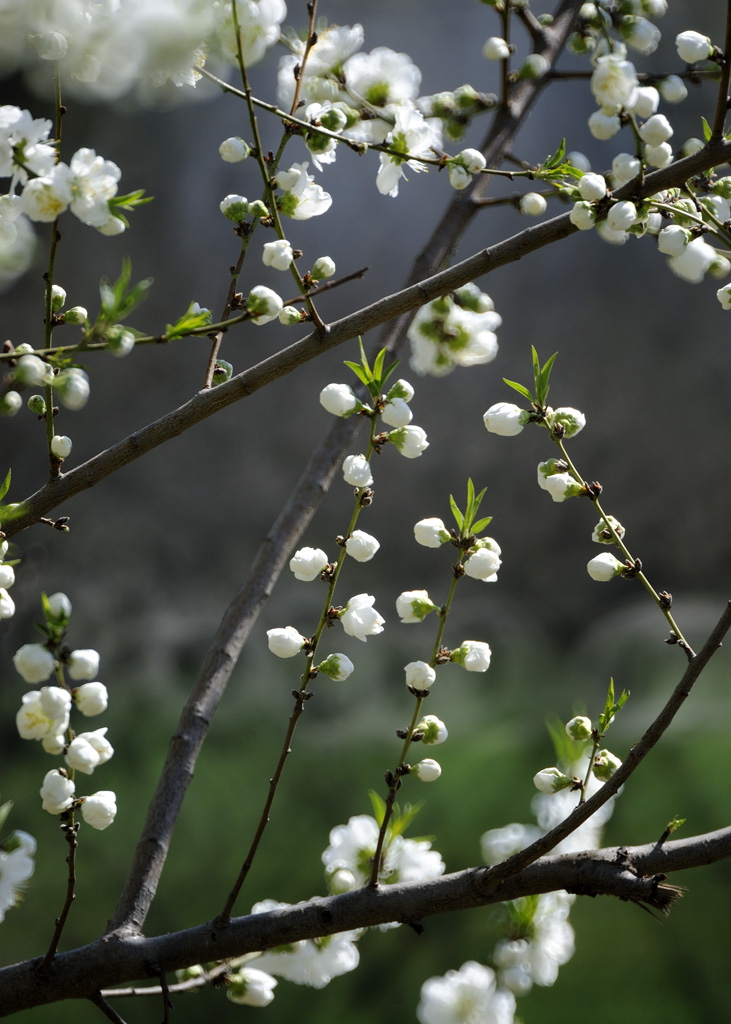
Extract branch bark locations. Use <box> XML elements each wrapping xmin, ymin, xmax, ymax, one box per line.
<box><xmin>3</xmin><ymin>825</ymin><xmax>731</xmax><ymax>1015</ymax></box>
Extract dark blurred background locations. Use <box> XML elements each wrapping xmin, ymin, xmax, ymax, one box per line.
<box><xmin>2</xmin><ymin>1</ymin><xmax>731</xmax><ymax>1021</ymax></box>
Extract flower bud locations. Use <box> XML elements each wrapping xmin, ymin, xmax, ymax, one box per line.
<box><xmin>381</xmin><ymin>396</ymin><xmax>412</xmax><ymax>428</ymax></box>
<box><xmin>63</xmin><ymin>306</ymin><xmax>88</xmax><ymax>325</ymax></box>
<box><xmin>40</xmin><ymin>769</ymin><xmax>75</xmax><ymax>814</ymax></box>
<box><xmin>246</xmin><ymin>285</ymin><xmax>283</xmax><ymax>325</ymax></box>
<box><xmin>587</xmin><ymin>552</ymin><xmax>624</xmax><ymax>581</ymax></box>
<box><xmin>450</xmin><ymin>640</ymin><xmax>491</xmax><ymax>672</ymax></box>
<box><xmin>414</xmin><ymin>517</ymin><xmax>449</xmax><ymax>548</ymax></box>
<box><xmin>591</xmin><ymin>515</ymin><xmax>625</xmax><ymax>545</ymax></box>
<box><xmin>404</xmin><ymin>660</ymin><xmax>436</xmax><ymax>693</ymax></box>
<box><xmin>51</xmin><ymin>284</ymin><xmax>66</xmax><ymax>311</ymax></box>
<box><xmin>519</xmin><ymin>192</ymin><xmax>547</xmax><ymax>216</ymax></box>
<box><xmin>227</xmin><ymin>967</ymin><xmax>277</xmax><ymax>1007</ymax></box>
<box><xmin>267</xmin><ymin>626</ymin><xmax>307</xmax><ymax>658</ymax></box>
<box><xmin>219</xmin><ymin>136</ymin><xmax>250</xmax><ymax>162</ymax></box>
<box><xmin>220</xmin><ymin>194</ymin><xmax>249</xmax><ymax>222</ymax></box>
<box><xmin>81</xmin><ymin>790</ymin><xmax>117</xmax><ymax>829</ymax></box>
<box><xmin>320</xmin><ymin>383</ymin><xmax>359</xmax><ymax>417</ymax></box>
<box><xmin>212</xmin><ymin>359</ymin><xmax>233</xmax><ymax>385</ymax></box>
<box><xmin>46</xmin><ymin>592</ymin><xmax>71</xmax><ymax>622</ymax></box>
<box><xmin>311</xmin><ymin>256</ymin><xmax>336</xmax><ymax>280</ymax></box>
<box><xmin>463</xmin><ymin>546</ymin><xmax>501</xmax><ymax>582</ymax></box>
<box><xmin>675</xmin><ymin>30</ymin><xmax>712</xmax><ymax>64</ymax></box>
<box><xmin>316</xmin><ymin>653</ymin><xmax>355</xmax><ymax>681</ymax></box>
<box><xmin>411</xmin><ymin>758</ymin><xmax>442</xmax><ymax>782</ymax></box>
<box><xmin>416</xmin><ymin>714</ymin><xmax>448</xmax><ymax>745</ymax></box>
<box><xmin>533</xmin><ymin>766</ymin><xmax>572</xmax><ymax>794</ymax></box>
<box><xmin>388</xmin><ymin>424</ymin><xmax>429</xmax><ymax>459</ymax></box>
<box><xmin>262</xmin><ymin>239</ymin><xmax>294</xmax><ymax>271</ymax></box>
<box><xmin>74</xmin><ymin>682</ymin><xmax>108</xmax><ymax>716</ymax></box>
<box><xmin>565</xmin><ymin>715</ymin><xmax>593</xmax><ymax>741</ymax></box>
<box><xmin>345</xmin><ymin>529</ymin><xmax>380</xmax><ymax>562</ymax></box>
<box><xmin>51</xmin><ymin>435</ymin><xmax>72</xmax><ymax>459</ymax></box>
<box><xmin>483</xmin><ymin>402</ymin><xmax>527</xmax><ymax>436</ymax></box>
<box><xmin>549</xmin><ymin>407</ymin><xmax>586</xmax><ymax>438</ymax></box>
<box><xmin>396</xmin><ymin>589</ymin><xmax>438</xmax><ymax>623</ymax></box>
<box><xmin>278</xmin><ymin>306</ymin><xmax>305</xmax><ymax>325</ymax></box>
<box><xmin>248</xmin><ymin>199</ymin><xmax>270</xmax><ymax>219</ymax></box>
<box><xmin>68</xmin><ymin>649</ymin><xmax>100</xmax><ymax>681</ymax></box>
<box><xmin>342</xmin><ymin>454</ymin><xmax>373</xmax><ymax>487</ymax></box>
<box><xmin>0</xmin><ymin>391</ymin><xmax>21</xmax><ymax>416</ymax></box>
<box><xmin>340</xmin><ymin>594</ymin><xmax>384</xmax><ymax>641</ymax></box>
<box><xmin>569</xmin><ymin>201</ymin><xmax>597</xmax><ymax>230</ymax></box>
<box><xmin>14</xmin><ymin>643</ymin><xmax>55</xmax><ymax>684</ymax></box>
<box><xmin>483</xmin><ymin>36</ymin><xmax>510</xmax><ymax>60</ymax></box>
<box><xmin>289</xmin><ymin>546</ymin><xmax>329</xmax><ymax>581</ymax></box>
<box><xmin>578</xmin><ymin>172</ymin><xmax>607</xmax><ymax>201</ymax></box>
<box><xmin>592</xmin><ymin>748</ymin><xmax>622</xmax><ymax>781</ymax></box>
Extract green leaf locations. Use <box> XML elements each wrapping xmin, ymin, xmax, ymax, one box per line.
<box><xmin>503</xmin><ymin>378</ymin><xmax>534</xmax><ymax>402</ymax></box>
<box><xmin>535</xmin><ymin>349</ymin><xmax>558</xmax><ymax>407</ymax></box>
<box><xmin>664</xmin><ymin>815</ymin><xmax>686</xmax><ymax>836</ymax></box>
<box><xmin>449</xmin><ymin>493</ymin><xmax>464</xmax><ymax>531</ymax></box>
<box><xmin>368</xmin><ymin>790</ymin><xmax>387</xmax><ymax>828</ymax></box>
<box><xmin>0</xmin><ymin>798</ymin><xmax>12</xmax><ymax>835</ymax></box>
<box><xmin>0</xmin><ymin>468</ymin><xmax>11</xmax><ymax>503</ymax></box>
<box><xmin>389</xmin><ymin>801</ymin><xmax>424</xmax><ymax>838</ymax></box>
<box><xmin>546</xmin><ymin>712</ymin><xmax>586</xmax><ymax>766</ymax></box>
<box><xmin>372</xmin><ymin>347</ymin><xmax>386</xmax><ymax>383</ymax></box>
<box><xmin>701</xmin><ymin>116</ymin><xmax>712</xmax><ymax>143</ymax></box>
<box><xmin>165</xmin><ymin>301</ymin><xmax>213</xmax><ymax>340</ymax></box>
<box><xmin>543</xmin><ymin>137</ymin><xmax>566</xmax><ymax>170</ymax></box>
<box><xmin>470</xmin><ymin>515</ymin><xmax>493</xmax><ymax>534</ymax></box>
<box><xmin>597</xmin><ymin>677</ymin><xmax>630</xmax><ymax>735</ymax></box>
<box><xmin>343</xmin><ymin>360</ymin><xmax>371</xmax><ymax>387</ymax></box>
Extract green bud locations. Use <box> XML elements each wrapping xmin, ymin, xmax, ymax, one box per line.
<box><xmin>212</xmin><ymin>359</ymin><xmax>233</xmax><ymax>384</ymax></box>
<box><xmin>27</xmin><ymin>395</ymin><xmax>46</xmax><ymax>415</ymax></box>
<box><xmin>0</xmin><ymin>391</ymin><xmax>22</xmax><ymax>416</ymax></box>
<box><xmin>63</xmin><ymin>306</ymin><xmax>88</xmax><ymax>325</ymax></box>
<box><xmin>565</xmin><ymin>715</ymin><xmax>593</xmax><ymax>741</ymax></box>
<box><xmin>248</xmin><ymin>199</ymin><xmax>270</xmax><ymax>219</ymax></box>
<box><xmin>51</xmin><ymin>284</ymin><xmax>66</xmax><ymax>312</ymax></box>
<box><xmin>592</xmin><ymin>748</ymin><xmax>622</xmax><ymax>781</ymax></box>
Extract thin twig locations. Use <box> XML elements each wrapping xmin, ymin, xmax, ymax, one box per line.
<box><xmin>711</xmin><ymin>0</ymin><xmax>731</xmax><ymax>141</ymax></box>
<box><xmin>38</xmin><ymin>819</ymin><xmax>79</xmax><ymax>974</ymax></box>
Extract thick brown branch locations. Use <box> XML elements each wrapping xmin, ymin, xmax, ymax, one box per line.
<box><xmin>3</xmin><ymin>827</ymin><xmax>731</xmax><ymax>1015</ymax></box>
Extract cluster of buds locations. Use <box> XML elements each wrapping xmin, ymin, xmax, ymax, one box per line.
<box><xmin>14</xmin><ymin>594</ymin><xmax>116</xmax><ymax>830</ymax></box>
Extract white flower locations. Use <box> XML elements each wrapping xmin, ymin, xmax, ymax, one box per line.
<box><xmin>74</xmin><ymin>682</ymin><xmax>108</xmax><ymax>716</ymax></box>
<box><xmin>344</xmin><ymin>45</ymin><xmax>422</xmax><ymax>107</ymax></box>
<box><xmin>262</xmin><ymin>238</ymin><xmax>294</xmax><ymax>271</ymax></box>
<box><xmin>0</xmin><ymin>589</ymin><xmax>15</xmax><ymax>619</ymax></box>
<box><xmin>19</xmin><ymin>166</ymin><xmax>72</xmax><ymax>222</ymax></box>
<box><xmin>676</xmin><ymin>30</ymin><xmax>712</xmax><ymax>64</ymax></box>
<box><xmin>405</xmin><ymin>660</ymin><xmax>436</xmax><ymax>692</ymax></box>
<box><xmin>612</xmin><ymin>153</ymin><xmax>641</xmax><ymax>187</ymax></box>
<box><xmin>639</xmin><ymin>113</ymin><xmax>673</xmax><ymax>147</ymax></box>
<box><xmin>246</xmin><ymin>285</ymin><xmax>283</xmax><ymax>325</ymax></box>
<box><xmin>289</xmin><ymin>546</ymin><xmax>329</xmax><ymax>581</ymax></box>
<box><xmin>417</xmin><ymin>714</ymin><xmax>448</xmax><ymax>745</ymax></box>
<box><xmin>340</xmin><ymin>594</ymin><xmax>384</xmax><ymax>641</ymax></box>
<box><xmin>645</xmin><ymin>142</ymin><xmax>673</xmax><ymax>169</ymax></box>
<box><xmin>46</xmin><ymin>592</ymin><xmax>72</xmax><ymax>620</ymax></box>
<box><xmin>65</xmin><ymin>728</ymin><xmax>114</xmax><ymax>775</ymax></box>
<box><xmin>316</xmin><ymin>653</ymin><xmax>355</xmax><ymax>681</ymax></box>
<box><xmin>577</xmin><ymin>173</ymin><xmax>607</xmax><ymax>201</ymax></box>
<box><xmin>0</xmin><ymin>830</ymin><xmax>35</xmax><ymax>924</ymax></box>
<box><xmin>533</xmin><ymin>767</ymin><xmax>571</xmax><ymax>794</ymax></box>
<box><xmin>591</xmin><ymin>515</ymin><xmax>625</xmax><ymax>545</ymax></box>
<box><xmin>81</xmin><ymin>790</ymin><xmax>117</xmax><ymax>830</ymax></box>
<box><xmin>569</xmin><ymin>201</ymin><xmax>597</xmax><ymax>230</ymax></box>
<box><xmin>537</xmin><ymin>463</ymin><xmax>582</xmax><ymax>502</ymax></box>
<box><xmin>64</xmin><ymin>148</ymin><xmax>121</xmax><ymax>228</ymax></box>
<box><xmin>267</xmin><ymin>626</ymin><xmax>308</xmax><ymax>658</ymax></box>
<box><xmin>322</xmin><ymin>814</ymin><xmax>444</xmax><ymax>890</ymax></box>
<box><xmin>464</xmin><ymin>547</ymin><xmax>501</xmax><ymax>581</ymax></box>
<box><xmin>342</xmin><ymin>453</ymin><xmax>373</xmax><ymax>487</ymax></box>
<box><xmin>51</xmin><ymin>435</ymin><xmax>72</xmax><ymax>459</ymax></box>
<box><xmin>319</xmin><ymin>382</ymin><xmax>359</xmax><ymax>417</ymax></box>
<box><xmin>389</xmin><ymin>424</ymin><xmax>429</xmax><ymax>458</ymax></box>
<box><xmin>483</xmin><ymin>401</ymin><xmax>527</xmax><ymax>436</ymax></box>
<box><xmin>376</xmin><ymin>102</ymin><xmax>441</xmax><ymax>198</ymax></box>
<box><xmin>0</xmin><ymin>564</ymin><xmax>14</xmax><ymax>589</ymax></box>
<box><xmin>590</xmin><ymin>55</ymin><xmax>638</xmax><ymax>112</ymax></box>
<box><xmin>630</xmin><ymin>85</ymin><xmax>660</xmax><ymax>120</ymax></box>
<box><xmin>54</xmin><ymin>367</ymin><xmax>90</xmax><ymax>410</ymax></box>
<box><xmin>481</xmin><ymin>822</ymin><xmax>542</xmax><ymax>864</ymax></box>
<box><xmin>622</xmin><ymin>15</ymin><xmax>660</xmax><ymax>55</ymax></box>
<box><xmin>587</xmin><ymin>110</ymin><xmax>621</xmax><ymax>140</ymax></box>
<box><xmin>717</xmin><ymin>284</ymin><xmax>731</xmax><ymax>310</ymax></box>
<box><xmin>451</xmin><ymin>640</ymin><xmax>492</xmax><ymax>672</ymax></box>
<box><xmin>40</xmin><ymin>770</ymin><xmax>75</xmax><ymax>814</ymax></box>
<box><xmin>519</xmin><ymin>192</ymin><xmax>547</xmax><ymax>216</ymax></box>
<box><xmin>659</xmin><ymin>75</ymin><xmax>688</xmax><ymax>103</ymax></box>
<box><xmin>345</xmin><ymin>530</ymin><xmax>380</xmax><ymax>562</ymax></box>
<box><xmin>396</xmin><ymin>589</ymin><xmax>437</xmax><ymax>623</ymax></box>
<box><xmin>227</xmin><ymin>967</ymin><xmax>278</xmax><ymax>1006</ymax></box>
<box><xmin>16</xmin><ymin>689</ymin><xmax>70</xmax><ymax>741</ymax></box>
<box><xmin>13</xmin><ymin>643</ymin><xmax>55</xmax><ymax>684</ymax></box>
<box><xmin>417</xmin><ymin>961</ymin><xmax>516</xmax><ymax>1024</ymax></box>
<box><xmin>68</xmin><ymin>649</ymin><xmax>100</xmax><ymax>681</ymax></box>
<box><xmin>381</xmin><ymin>396</ymin><xmax>413</xmax><ymax>428</ymax></box>
<box><xmin>483</xmin><ymin>36</ymin><xmax>510</xmax><ymax>60</ymax></box>
<box><xmin>220</xmin><ymin>194</ymin><xmax>248</xmax><ymax>222</ymax></box>
<box><xmin>566</xmin><ymin>715</ymin><xmax>593</xmax><ymax>741</ymax></box>
<box><xmin>414</xmin><ymin>517</ymin><xmax>450</xmax><ymax>548</ymax></box>
<box><xmin>16</xmin><ymin>354</ymin><xmax>52</xmax><ymax>386</ymax></box>
<box><xmin>219</xmin><ymin>136</ymin><xmax>249</xmax><ymax>163</ymax></box>
<box><xmin>586</xmin><ymin>552</ymin><xmax>624</xmax><ymax>581</ymax></box>
<box><xmin>216</xmin><ymin>0</ymin><xmax>286</xmax><ymax>67</ymax></box>
<box><xmin>607</xmin><ymin>200</ymin><xmax>637</xmax><ymax>232</ymax></box>
<box><xmin>277</xmin><ymin>162</ymin><xmax>332</xmax><ymax>220</ymax></box>
<box><xmin>668</xmin><ymin>237</ymin><xmax>717</xmax><ymax>283</ymax></box>
<box><xmin>411</xmin><ymin>758</ymin><xmax>441</xmax><ymax>782</ymax></box>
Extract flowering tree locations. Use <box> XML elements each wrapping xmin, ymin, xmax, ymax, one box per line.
<box><xmin>1</xmin><ymin>0</ymin><xmax>731</xmax><ymax>1021</ymax></box>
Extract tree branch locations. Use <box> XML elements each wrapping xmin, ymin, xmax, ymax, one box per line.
<box><xmin>3</xmin><ymin>826</ymin><xmax>731</xmax><ymax>1015</ymax></box>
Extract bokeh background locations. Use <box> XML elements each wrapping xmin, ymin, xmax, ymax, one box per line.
<box><xmin>2</xmin><ymin>1</ymin><xmax>731</xmax><ymax>1021</ymax></box>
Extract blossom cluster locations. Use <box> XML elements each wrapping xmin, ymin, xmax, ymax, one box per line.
<box><xmin>406</xmin><ymin>283</ymin><xmax>502</xmax><ymax>377</ymax></box>
<box><xmin>14</xmin><ymin>594</ymin><xmax>117</xmax><ymax>830</ymax></box>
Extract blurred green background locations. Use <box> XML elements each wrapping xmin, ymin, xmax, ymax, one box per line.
<box><xmin>1</xmin><ymin>0</ymin><xmax>731</xmax><ymax>1021</ymax></box>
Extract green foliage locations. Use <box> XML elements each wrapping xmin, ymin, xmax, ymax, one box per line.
<box><xmin>597</xmin><ymin>677</ymin><xmax>630</xmax><ymax>737</ymax></box>
<box><xmin>165</xmin><ymin>300</ymin><xmax>213</xmax><ymax>340</ymax></box>
<box><xmin>449</xmin><ymin>478</ymin><xmax>491</xmax><ymax>538</ymax></box>
<box><xmin>344</xmin><ymin>339</ymin><xmax>399</xmax><ymax>399</ymax></box>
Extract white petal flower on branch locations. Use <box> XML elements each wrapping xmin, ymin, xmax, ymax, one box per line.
<box><xmin>80</xmin><ymin>790</ymin><xmax>117</xmax><ymax>830</ymax></box>
<box><xmin>376</xmin><ymin>102</ymin><xmax>442</xmax><ymax>198</ymax></box>
<box><xmin>227</xmin><ymin>966</ymin><xmax>278</xmax><ymax>1006</ymax></box>
<box><xmin>316</xmin><ymin>653</ymin><xmax>355</xmax><ymax>681</ymax></box>
<box><xmin>411</xmin><ymin>758</ymin><xmax>442</xmax><ymax>782</ymax></box>
<box><xmin>13</xmin><ymin>643</ymin><xmax>55</xmax><ymax>684</ymax></box>
<box><xmin>276</xmin><ymin>162</ymin><xmax>332</xmax><ymax>220</ymax></box>
<box><xmin>342</xmin><ymin>453</ymin><xmax>373</xmax><ymax>487</ymax></box>
<box><xmin>417</xmin><ymin>714</ymin><xmax>448</xmax><ymax>745</ymax></box>
<box><xmin>340</xmin><ymin>594</ymin><xmax>384</xmax><ymax>641</ymax></box>
<box><xmin>396</xmin><ymin>589</ymin><xmax>437</xmax><ymax>623</ymax></box>
<box><xmin>381</xmin><ymin>395</ymin><xmax>412</xmax><ymax>427</ymax></box>
<box><xmin>75</xmin><ymin>682</ymin><xmax>109</xmax><ymax>716</ymax></box>
<box><xmin>55</xmin><ymin>367</ymin><xmax>90</xmax><ymax>410</ymax></box>
<box><xmin>483</xmin><ymin>402</ymin><xmax>527</xmax><ymax>436</ymax></box>
<box><xmin>289</xmin><ymin>546</ymin><xmax>329</xmax><ymax>581</ymax></box>
<box><xmin>451</xmin><ymin>640</ymin><xmax>492</xmax><ymax>672</ymax></box>
<box><xmin>590</xmin><ymin>55</ymin><xmax>638</xmax><ymax>112</ymax></box>
<box><xmin>388</xmin><ymin>424</ymin><xmax>429</xmax><ymax>458</ymax></box>
<box><xmin>319</xmin><ymin>382</ymin><xmax>359</xmax><ymax>417</ymax></box>
<box><xmin>417</xmin><ymin>961</ymin><xmax>516</xmax><ymax>1024</ymax></box>
<box><xmin>675</xmin><ymin>30</ymin><xmax>712</xmax><ymax>64</ymax></box>
<box><xmin>262</xmin><ymin>238</ymin><xmax>294</xmax><ymax>270</ymax></box>
<box><xmin>404</xmin><ymin>660</ymin><xmax>436</xmax><ymax>692</ymax></box>
<box><xmin>414</xmin><ymin>517</ymin><xmax>450</xmax><ymax>548</ymax></box>
<box><xmin>577</xmin><ymin>172</ymin><xmax>607</xmax><ymax>201</ymax></box>
<box><xmin>612</xmin><ymin>152</ymin><xmax>641</xmax><ymax>187</ymax></box>
<box><xmin>68</xmin><ymin>648</ymin><xmax>100</xmax><ymax>681</ymax></box>
<box><xmin>343</xmin><ymin>46</ymin><xmax>422</xmax><ymax>107</ymax></box>
<box><xmin>40</xmin><ymin>769</ymin><xmax>75</xmax><ymax>814</ymax></box>
<box><xmin>569</xmin><ymin>201</ymin><xmax>596</xmax><ymax>230</ymax></box>
<box><xmin>0</xmin><ymin>830</ymin><xmax>35</xmax><ymax>924</ymax></box>
<box><xmin>586</xmin><ymin>552</ymin><xmax>624</xmax><ymax>581</ymax></box>
<box><xmin>267</xmin><ymin>626</ymin><xmax>308</xmax><ymax>658</ymax></box>
<box><xmin>218</xmin><ymin>136</ymin><xmax>249</xmax><ymax>163</ymax></box>
<box><xmin>483</xmin><ymin>37</ymin><xmax>510</xmax><ymax>61</ymax></box>
<box><xmin>667</xmin><ymin>237</ymin><xmax>717</xmax><ymax>283</ymax></box>
<box><xmin>463</xmin><ymin>547</ymin><xmax>501</xmax><ymax>582</ymax></box>
<box><xmin>246</xmin><ymin>284</ymin><xmax>283</xmax><ymax>325</ymax></box>
<box><xmin>0</xmin><ymin>589</ymin><xmax>15</xmax><ymax>618</ymax></box>
<box><xmin>630</xmin><ymin>85</ymin><xmax>659</xmax><ymax>119</ymax></box>
<box><xmin>587</xmin><ymin>109</ymin><xmax>621</xmax><ymax>140</ymax></box>
<box><xmin>345</xmin><ymin>530</ymin><xmax>380</xmax><ymax>562</ymax></box>
<box><xmin>519</xmin><ymin>192</ymin><xmax>547</xmax><ymax>216</ymax></box>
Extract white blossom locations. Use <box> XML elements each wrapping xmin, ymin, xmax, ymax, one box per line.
<box><xmin>340</xmin><ymin>594</ymin><xmax>384</xmax><ymax>641</ymax></box>
<box><xmin>246</xmin><ymin>285</ymin><xmax>283</xmax><ymax>325</ymax></box>
<box><xmin>16</xmin><ymin>689</ymin><xmax>70</xmax><ymax>741</ymax></box>
<box><xmin>668</xmin><ymin>237</ymin><xmax>717</xmax><ymax>283</ymax></box>
<box><xmin>262</xmin><ymin>238</ymin><xmax>294</xmax><ymax>271</ymax></box>
<box><xmin>80</xmin><ymin>790</ymin><xmax>117</xmax><ymax>830</ymax></box>
<box><xmin>483</xmin><ymin>402</ymin><xmax>527</xmax><ymax>436</ymax></box>
<box><xmin>342</xmin><ymin>453</ymin><xmax>373</xmax><ymax>487</ymax></box>
<box><xmin>0</xmin><ymin>589</ymin><xmax>15</xmax><ymax>618</ymax></box>
<box><xmin>13</xmin><ymin>643</ymin><xmax>55</xmax><ymax>684</ymax></box>
<box><xmin>451</xmin><ymin>640</ymin><xmax>491</xmax><ymax>673</ymax></box>
<box><xmin>483</xmin><ymin>37</ymin><xmax>510</xmax><ymax>61</ymax></box>
<box><xmin>289</xmin><ymin>546</ymin><xmax>329</xmax><ymax>581</ymax></box>
<box><xmin>51</xmin><ymin>435</ymin><xmax>72</xmax><ymax>459</ymax></box>
<box><xmin>569</xmin><ymin>201</ymin><xmax>597</xmax><ymax>230</ymax></box>
<box><xmin>630</xmin><ymin>85</ymin><xmax>659</xmax><ymax>119</ymax></box>
<box><xmin>587</xmin><ymin>109</ymin><xmax>621</xmax><ymax>140</ymax></box>
<box><xmin>414</xmin><ymin>517</ymin><xmax>450</xmax><ymax>548</ymax></box>
<box><xmin>639</xmin><ymin>113</ymin><xmax>673</xmax><ymax>147</ymax></box>
<box><xmin>565</xmin><ymin>715</ymin><xmax>593</xmax><ymax>741</ymax></box>
<box><xmin>612</xmin><ymin>152</ymin><xmax>641</xmax><ymax>187</ymax></box>
<box><xmin>417</xmin><ymin>714</ymin><xmax>448</xmax><ymax>745</ymax></box>
<box><xmin>219</xmin><ymin>136</ymin><xmax>249</xmax><ymax>163</ymax></box>
<box><xmin>65</xmin><ymin>728</ymin><xmax>114</xmax><ymax>775</ymax></box>
<box><xmin>277</xmin><ymin>162</ymin><xmax>332</xmax><ymax>220</ymax></box>
<box><xmin>381</xmin><ymin>396</ymin><xmax>412</xmax><ymax>428</ymax></box>
<box><xmin>345</xmin><ymin>530</ymin><xmax>380</xmax><ymax>562</ymax></box>
<box><xmin>267</xmin><ymin>626</ymin><xmax>308</xmax><ymax>658</ymax></box>
<box><xmin>74</xmin><ymin>682</ymin><xmax>108</xmax><ymax>716</ymax></box>
<box><xmin>68</xmin><ymin>649</ymin><xmax>100</xmax><ymax>681</ymax></box>
<box><xmin>319</xmin><ymin>382</ymin><xmax>359</xmax><ymax>417</ymax></box>
<box><xmin>586</xmin><ymin>552</ymin><xmax>624</xmax><ymax>581</ymax></box>
<box><xmin>411</xmin><ymin>758</ymin><xmax>442</xmax><ymax>782</ymax></box>
<box><xmin>577</xmin><ymin>173</ymin><xmax>607</xmax><ymax>201</ymax></box>
<box><xmin>533</xmin><ymin>767</ymin><xmax>571</xmax><ymax>794</ymax></box>
<box><xmin>396</xmin><ymin>589</ymin><xmax>437</xmax><ymax>623</ymax></box>
<box><xmin>227</xmin><ymin>967</ymin><xmax>278</xmax><ymax>1006</ymax></box>
<box><xmin>464</xmin><ymin>547</ymin><xmax>501</xmax><ymax>581</ymax></box>
<box><xmin>607</xmin><ymin>200</ymin><xmax>637</xmax><ymax>232</ymax></box>
<box><xmin>519</xmin><ymin>192</ymin><xmax>547</xmax><ymax>216</ymax></box>
<box><xmin>40</xmin><ymin>769</ymin><xmax>75</xmax><ymax>814</ymax></box>
<box><xmin>659</xmin><ymin>75</ymin><xmax>688</xmax><ymax>103</ymax></box>
<box><xmin>590</xmin><ymin>55</ymin><xmax>638</xmax><ymax>113</ymax></box>
<box><xmin>480</xmin><ymin>822</ymin><xmax>542</xmax><ymax>864</ymax></box>
<box><xmin>676</xmin><ymin>30</ymin><xmax>712</xmax><ymax>64</ymax></box>
<box><xmin>405</xmin><ymin>660</ymin><xmax>436</xmax><ymax>692</ymax></box>
<box><xmin>376</xmin><ymin>102</ymin><xmax>441</xmax><ymax>198</ymax></box>
<box><xmin>417</xmin><ymin>961</ymin><xmax>516</xmax><ymax>1024</ymax></box>
<box><xmin>389</xmin><ymin>424</ymin><xmax>429</xmax><ymax>458</ymax></box>
<box><xmin>0</xmin><ymin>830</ymin><xmax>35</xmax><ymax>924</ymax></box>
<box><xmin>593</xmin><ymin>748</ymin><xmax>622</xmax><ymax>780</ymax></box>
<box><xmin>316</xmin><ymin>653</ymin><xmax>355</xmax><ymax>681</ymax></box>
